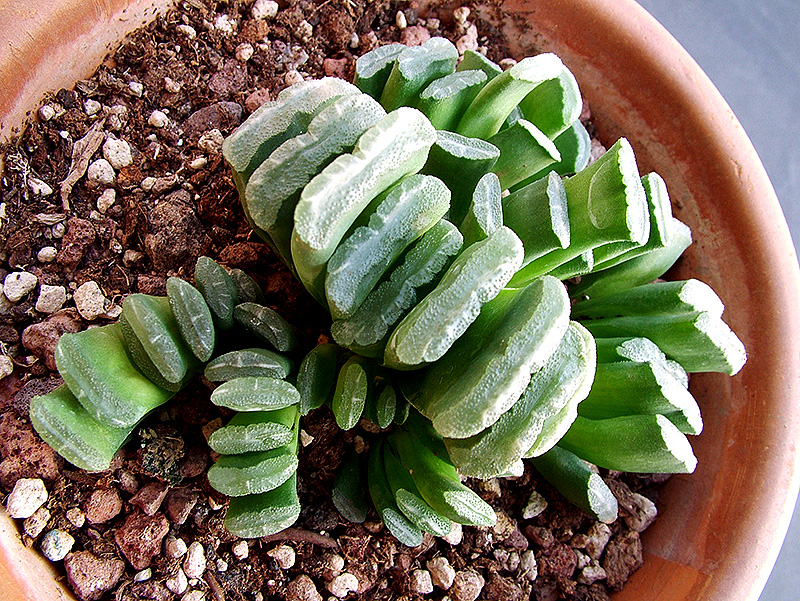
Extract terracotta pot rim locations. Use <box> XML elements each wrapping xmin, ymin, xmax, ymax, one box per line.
<box><xmin>0</xmin><ymin>1</ymin><xmax>799</xmax><ymax>600</ymax></box>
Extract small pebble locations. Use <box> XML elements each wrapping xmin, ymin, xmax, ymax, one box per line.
<box><xmin>102</xmin><ymin>136</ymin><xmax>133</xmax><ymax>170</ymax></box>
<box><xmin>177</xmin><ymin>24</ymin><xmax>197</xmax><ymax>38</ymax></box>
<box><xmin>267</xmin><ymin>544</ymin><xmax>296</xmax><ymax>569</ymax></box>
<box><xmin>625</xmin><ymin>492</ymin><xmax>658</xmax><ymax>532</ymax></box>
<box><xmin>189</xmin><ymin>157</ymin><xmax>208</xmax><ymax>170</ymax></box>
<box><xmin>0</xmin><ymin>356</ymin><xmax>12</xmax><ymax>381</ymax></box>
<box><xmin>395</xmin><ymin>10</ymin><xmax>408</xmax><ymax>30</ymax></box>
<box><xmin>4</xmin><ymin>272</ymin><xmax>38</xmax><ymax>303</ymax></box>
<box><xmin>183</xmin><ymin>541</ymin><xmax>207</xmax><ymax>578</ymax></box>
<box><xmin>134</xmin><ymin>568</ymin><xmax>152</xmax><ymax>582</ymax></box>
<box><xmin>84</xmin><ymin>99</ymin><xmax>102</xmax><ymax>116</ymax></box>
<box><xmin>522</xmin><ymin>490</ymin><xmax>548</xmax><ymax>519</ymax></box>
<box><xmin>164</xmin><ymin>77</ymin><xmax>182</xmax><ymax>94</ymax></box>
<box><xmin>197</xmin><ymin>129</ymin><xmax>224</xmax><ymax>154</ymax></box>
<box><xmin>131</xmin><ymin>481</ymin><xmax>171</xmax><ymax>515</ymax></box>
<box><xmin>97</xmin><ymin>188</ymin><xmax>116</xmax><ymax>213</ymax></box>
<box><xmin>298</xmin><ymin>20</ymin><xmax>313</xmax><ymax>41</ymax></box>
<box><xmin>451</xmin><ymin>569</ymin><xmax>485</xmax><ymax>601</ymax></box>
<box><xmin>427</xmin><ymin>556</ymin><xmax>455</xmax><ymax>590</ymax></box>
<box><xmin>36</xmin><ymin>285</ymin><xmax>67</xmax><ymax>314</ymax></box>
<box><xmin>322</xmin><ymin>553</ymin><xmax>345</xmax><ymax>580</ymax></box>
<box><xmin>66</xmin><ymin>507</ymin><xmax>85</xmax><ymax>528</ymax></box>
<box><xmin>73</xmin><ymin>281</ymin><xmax>107</xmax><ymax>321</ymax></box>
<box><xmin>401</xmin><ymin>25</ymin><xmax>430</xmax><ymax>46</ymax></box>
<box><xmin>252</xmin><ymin>0</ymin><xmax>279</xmax><ymax>20</ymax></box>
<box><xmin>443</xmin><ymin>522</ymin><xmax>463</xmax><ymax>545</ymax></box>
<box><xmin>216</xmin><ymin>559</ymin><xmax>228</xmax><ymax>572</ymax></box>
<box><xmin>128</xmin><ymin>81</ymin><xmax>144</xmax><ymax>97</ymax></box>
<box><xmin>349</xmin><ymin>32</ymin><xmax>360</xmax><ymax>48</ymax></box>
<box><xmin>409</xmin><ymin>570</ymin><xmax>434</xmax><ymax>595</ymax></box>
<box><xmin>578</xmin><ymin>562</ymin><xmax>607</xmax><ymax>585</ymax></box>
<box><xmin>286</xmin><ymin>574</ymin><xmax>322</xmax><ymax>601</ymax></box>
<box><xmin>584</xmin><ymin>522</ymin><xmax>612</xmax><ymax>560</ymax></box>
<box><xmin>183</xmin><ymin>591</ymin><xmax>206</xmax><ymax>601</ymax></box>
<box><xmin>38</xmin><ymin>104</ymin><xmax>56</xmax><ymax>121</ymax></box>
<box><xmin>326</xmin><ymin>573</ymin><xmax>359</xmax><ymax>599</ymax></box>
<box><xmin>23</xmin><ymin>506</ymin><xmax>51</xmax><ymax>539</ymax></box>
<box><xmin>426</xmin><ymin>17</ymin><xmax>441</xmax><ymax>30</ymax></box>
<box><xmin>300</xmin><ymin>429</ymin><xmax>314</xmax><ymax>447</ymax></box>
<box><xmin>51</xmin><ymin>222</ymin><xmax>66</xmax><ymax>238</ymax></box>
<box><xmin>519</xmin><ymin>550</ymin><xmax>538</xmax><ymax>582</ymax></box>
<box><xmin>141</xmin><ymin>176</ymin><xmax>156</xmax><ymax>191</ymax></box>
<box><xmin>232</xmin><ymin>540</ymin><xmax>249</xmax><ymax>560</ymax></box>
<box><xmin>285</xmin><ymin>70</ymin><xmax>304</xmax><ymax>86</ymax></box>
<box><xmin>85</xmin><ymin>487</ymin><xmax>123</xmax><ymax>524</ymax></box>
<box><xmin>236</xmin><ymin>42</ymin><xmax>254</xmax><ymax>62</ymax></box>
<box><xmin>453</xmin><ymin>6</ymin><xmax>471</xmax><ymax>24</ymax></box>
<box><xmin>499</xmin><ymin>58</ymin><xmax>518</xmax><ymax>70</ymax></box>
<box><xmin>456</xmin><ymin>24</ymin><xmax>479</xmax><ymax>54</ymax></box>
<box><xmin>6</xmin><ymin>478</ymin><xmax>48</xmax><ymax>518</ymax></box>
<box><xmin>87</xmin><ymin>158</ymin><xmax>115</xmax><ymax>187</ymax></box>
<box><xmin>165</xmin><ymin>536</ymin><xmax>188</xmax><ymax>558</ymax></box>
<box><xmin>28</xmin><ymin>177</ymin><xmax>53</xmax><ymax>196</ymax></box>
<box><xmin>40</xmin><ymin>529</ymin><xmax>75</xmax><ymax>561</ymax></box>
<box><xmin>213</xmin><ymin>13</ymin><xmax>236</xmax><ymax>34</ymax></box>
<box><xmin>165</xmin><ymin>568</ymin><xmax>189</xmax><ymax>595</ymax></box>
<box><xmin>37</xmin><ymin>246</ymin><xmax>58</xmax><ymax>263</ymax></box>
<box><xmin>148</xmin><ymin>110</ymin><xmax>169</xmax><ymax>128</ymax></box>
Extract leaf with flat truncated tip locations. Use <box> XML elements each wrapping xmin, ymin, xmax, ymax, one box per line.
<box><xmin>367</xmin><ymin>440</ymin><xmax>424</xmax><ymax>547</ymax></box>
<box><xmin>383</xmin><ymin>225</ymin><xmax>523</xmax><ymax>370</ymax></box>
<box><xmin>578</xmin><ymin>358</ymin><xmax>702</xmax><ymax>435</ymax></box>
<box><xmin>443</xmin><ymin>320</ymin><xmax>594</xmax><ymax>479</ymax></box>
<box><xmin>30</xmin><ymin>384</ymin><xmax>134</xmax><ymax>472</ymax></box>
<box><xmin>223</xmin><ymin>78</ymin><xmax>360</xmax><ymax>187</ymax></box>
<box><xmin>331</xmin><ymin>219</ymin><xmax>463</xmax><ymax>358</ymax></box>
<box><xmin>296</xmin><ymin>343</ymin><xmax>339</xmax><ymax>415</ymax></box>
<box><xmin>559</xmin><ymin>414</ymin><xmax>698</xmax><ymax>474</ymax></box>
<box><xmin>291</xmin><ymin>107</ymin><xmax>437</xmax><ymax>303</ymax></box>
<box><xmin>488</xmin><ymin>118</ymin><xmax>561</xmax><ymax>190</ymax></box>
<box><xmin>414</xmin><ymin>276</ymin><xmax>571</xmax><ymax>439</ymax></box>
<box><xmin>380</xmin><ymin>37</ymin><xmax>459</xmax><ymax>111</ymax></box>
<box><xmin>416</xmin><ymin>69</ymin><xmax>487</xmax><ymax>131</ymax></box>
<box><xmin>569</xmin><ymin>217</ymin><xmax>692</xmax><ymax>300</ymax></box>
<box><xmin>195</xmin><ymin>256</ymin><xmax>239</xmax><ymax>332</ymax></box>
<box><xmin>391</xmin><ymin>428</ymin><xmax>495</xmax><ymax>526</ymax></box>
<box><xmin>229</xmin><ymin>268</ymin><xmax>265</xmax><ymax>305</ymax></box>
<box><xmin>225</xmin><ymin>473</ymin><xmax>300</xmax><ymax>539</ymax></box>
<box><xmin>119</xmin><ymin>313</ymin><xmax>190</xmax><ymax>392</ymax></box>
<box><xmin>208</xmin><ymin>407</ymin><xmax>297</xmax><ymax>455</ymax></box>
<box><xmin>456</xmin><ymin>53</ymin><xmax>567</xmax><ymax>139</ymax></box>
<box><xmin>530</xmin><ymin>445</ymin><xmax>618</xmax><ymax>524</ymax></box>
<box><xmin>211</xmin><ymin>377</ymin><xmax>301</xmax><ymax>412</ymax></box>
<box><xmin>325</xmin><ymin>174</ymin><xmax>450</xmax><ymax>320</ymax></box>
<box><xmin>166</xmin><ymin>277</ymin><xmax>215</xmax><ymax>362</ymax></box>
<box><xmin>245</xmin><ymin>93</ymin><xmax>386</xmax><ymax>264</ymax></box>
<box><xmin>383</xmin><ymin>442</ymin><xmax>452</xmax><ymax>536</ymax></box>
<box><xmin>234</xmin><ymin>302</ymin><xmax>299</xmax><ymax>353</ymax></box>
<box><xmin>421</xmin><ymin>130</ymin><xmax>499</xmax><ymax>227</ymax></box>
<box><xmin>511</xmin><ymin>120</ymin><xmax>592</xmax><ymax>190</ymax></box>
<box><xmin>332</xmin><ymin>355</ymin><xmax>371</xmax><ymax>430</ymax></box>
<box><xmin>354</xmin><ymin>43</ymin><xmax>405</xmax><ymax>99</ymax></box>
<box><xmin>121</xmin><ymin>294</ymin><xmax>197</xmax><ymax>384</ymax></box>
<box><xmin>518</xmin><ymin>66</ymin><xmax>582</xmax><ymax>139</ymax></box>
<box><xmin>55</xmin><ymin>324</ymin><xmax>173</xmax><ymax>429</ymax></box>
<box><xmin>208</xmin><ymin>445</ymin><xmax>299</xmax><ymax>496</ymax></box>
<box><xmin>460</xmin><ymin>172</ymin><xmax>502</xmax><ymax>247</ymax></box>
<box><xmin>204</xmin><ymin>348</ymin><xmax>293</xmax><ymax>382</ymax></box>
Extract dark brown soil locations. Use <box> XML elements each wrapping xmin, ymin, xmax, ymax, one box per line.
<box><xmin>0</xmin><ymin>1</ymin><xmax>664</xmax><ymax>600</ymax></box>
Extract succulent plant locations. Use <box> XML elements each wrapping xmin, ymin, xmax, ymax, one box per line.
<box><xmin>31</xmin><ymin>37</ymin><xmax>746</xmax><ymax>546</ymax></box>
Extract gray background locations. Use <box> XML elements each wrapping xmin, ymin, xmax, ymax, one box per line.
<box><xmin>634</xmin><ymin>1</ymin><xmax>800</xmax><ymax>599</ymax></box>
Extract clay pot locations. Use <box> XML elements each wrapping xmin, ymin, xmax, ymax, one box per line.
<box><xmin>1</xmin><ymin>1</ymin><xmax>798</xmax><ymax>600</ymax></box>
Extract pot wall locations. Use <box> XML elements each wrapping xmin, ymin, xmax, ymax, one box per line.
<box><xmin>1</xmin><ymin>1</ymin><xmax>799</xmax><ymax>600</ymax></box>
